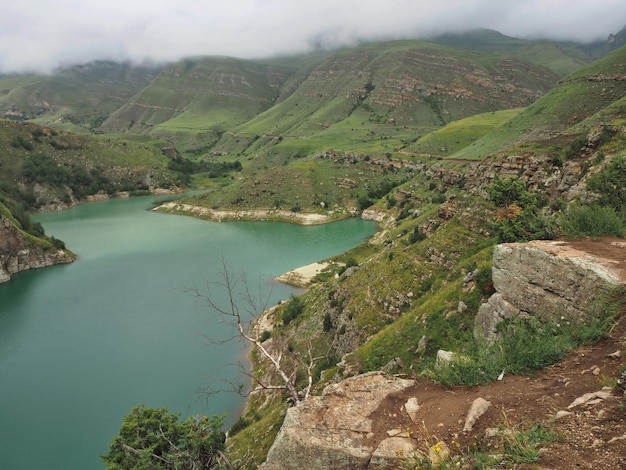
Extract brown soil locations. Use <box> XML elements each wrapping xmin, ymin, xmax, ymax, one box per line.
<box><xmin>370</xmin><ymin>319</ymin><xmax>625</xmax><ymax>468</ymax></box>
<box><xmin>369</xmin><ymin>237</ymin><xmax>626</xmax><ymax>469</ymax></box>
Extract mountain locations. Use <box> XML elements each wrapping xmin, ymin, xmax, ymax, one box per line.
<box><xmin>0</xmin><ymin>31</ymin><xmax>609</xmax><ymax>157</ymax></box>
<box><xmin>1</xmin><ymin>30</ymin><xmax>626</xmax><ymax>468</ymax></box>
<box><xmin>100</xmin><ymin>56</ymin><xmax>304</xmax><ymax>152</ymax></box>
<box><xmin>453</xmin><ymin>44</ymin><xmax>626</xmax><ymax>159</ymax></box>
<box><xmin>222</xmin><ymin>45</ymin><xmax>626</xmax><ymax>468</ymax></box>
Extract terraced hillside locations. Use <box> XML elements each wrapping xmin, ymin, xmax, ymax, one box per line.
<box><xmin>454</xmin><ymin>45</ymin><xmax>626</xmax><ymax>159</ymax></box>
<box><xmin>0</xmin><ymin>61</ymin><xmax>162</xmax><ymax>133</ymax></box>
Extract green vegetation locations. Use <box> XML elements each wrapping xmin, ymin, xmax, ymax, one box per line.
<box><xmin>400</xmin><ymin>418</ymin><xmax>560</xmax><ymax>469</ymax></box>
<box><xmin>431</xmin><ymin>288</ymin><xmax>620</xmax><ymax>387</ymax></box>
<box><xmin>281</xmin><ymin>294</ymin><xmax>305</xmax><ymax>325</ymax></box>
<box><xmin>587</xmin><ymin>155</ymin><xmax>626</xmax><ymax>213</ymax></box>
<box><xmin>455</xmin><ymin>46</ymin><xmax>626</xmax><ymax>159</ymax></box>
<box><xmin>409</xmin><ymin>109</ymin><xmax>522</xmax><ymax>157</ymax></box>
<box><xmin>560</xmin><ymin>204</ymin><xmax>624</xmax><ymax>238</ymax></box>
<box><xmin>488</xmin><ymin>176</ymin><xmax>555</xmax><ymax>242</ymax></box>
<box><xmin>2</xmin><ymin>37</ymin><xmax>625</xmax><ymax>470</ymax></box>
<box><xmin>101</xmin><ymin>405</ymin><xmax>227</xmax><ymax>470</ymax></box>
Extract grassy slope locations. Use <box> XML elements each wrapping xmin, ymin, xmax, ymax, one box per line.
<box><xmin>184</xmin><ymin>41</ymin><xmax>560</xmax><ymax>214</ymax></box>
<box><xmin>0</xmin><ymin>61</ymin><xmax>161</xmax><ymax>133</ymax></box>
<box><xmin>431</xmin><ymin>29</ymin><xmax>595</xmax><ymax>77</ymax></box>
<box><xmin>407</xmin><ymin>108</ymin><xmax>523</xmax><ymax>158</ymax></box>
<box><xmin>454</xmin><ymin>45</ymin><xmax>626</xmax><ymax>159</ymax></box>
<box><xmin>101</xmin><ymin>57</ymin><xmax>304</xmax><ymax>153</ymax></box>
<box><xmin>214</xmin><ymin>41</ymin><xmax>558</xmax><ymax>159</ymax></box>
<box><xmin>0</xmin><ymin>119</ymin><xmax>182</xmax><ymax>207</ymax></box>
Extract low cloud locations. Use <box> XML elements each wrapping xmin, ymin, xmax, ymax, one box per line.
<box><xmin>1</xmin><ymin>0</ymin><xmax>624</xmax><ymax>73</ymax></box>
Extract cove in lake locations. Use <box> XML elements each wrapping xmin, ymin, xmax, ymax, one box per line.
<box><xmin>0</xmin><ymin>195</ymin><xmax>377</xmax><ymax>469</ymax></box>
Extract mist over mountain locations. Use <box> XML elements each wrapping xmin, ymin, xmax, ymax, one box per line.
<box><xmin>1</xmin><ymin>0</ymin><xmax>624</xmax><ymax>73</ymax></box>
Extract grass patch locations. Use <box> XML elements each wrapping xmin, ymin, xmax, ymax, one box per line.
<box><xmin>431</xmin><ymin>290</ymin><xmax>620</xmax><ymax>387</ymax></box>
<box><xmin>560</xmin><ymin>204</ymin><xmax>624</xmax><ymax>238</ymax></box>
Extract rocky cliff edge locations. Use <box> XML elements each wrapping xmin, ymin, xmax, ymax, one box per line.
<box><xmin>0</xmin><ymin>216</ymin><xmax>74</xmax><ymax>283</ymax></box>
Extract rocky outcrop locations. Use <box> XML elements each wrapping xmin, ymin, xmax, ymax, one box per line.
<box><xmin>475</xmin><ymin>239</ymin><xmax>626</xmax><ymax>340</ymax></box>
<box><xmin>261</xmin><ymin>372</ymin><xmax>415</xmax><ymax>470</ymax></box>
<box><xmin>0</xmin><ymin>216</ymin><xmax>74</xmax><ymax>283</ymax></box>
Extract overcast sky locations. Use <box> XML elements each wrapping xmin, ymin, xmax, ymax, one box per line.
<box><xmin>1</xmin><ymin>0</ymin><xmax>624</xmax><ymax>73</ymax></box>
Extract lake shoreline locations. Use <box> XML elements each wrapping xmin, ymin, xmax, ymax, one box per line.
<box><xmin>154</xmin><ymin>201</ymin><xmax>350</xmax><ymax>225</ymax></box>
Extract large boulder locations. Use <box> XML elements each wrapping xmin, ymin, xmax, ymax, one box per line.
<box><xmin>475</xmin><ymin>239</ymin><xmax>626</xmax><ymax>341</ymax></box>
<box><xmin>261</xmin><ymin>372</ymin><xmax>415</xmax><ymax>470</ymax></box>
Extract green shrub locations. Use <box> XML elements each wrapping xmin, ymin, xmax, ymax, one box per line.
<box><xmin>357</xmin><ymin>195</ymin><xmax>372</xmax><ymax>211</ymax></box>
<box><xmin>408</xmin><ymin>226</ymin><xmax>427</xmax><ymax>244</ymax></box>
<box><xmin>565</xmin><ymin>135</ymin><xmax>588</xmax><ymax>159</ymax></box>
<box><xmin>282</xmin><ymin>294</ymin><xmax>305</xmax><ymax>325</ymax></box>
<box><xmin>560</xmin><ymin>204</ymin><xmax>624</xmax><ymax>238</ymax></box>
<box><xmin>102</xmin><ymin>405</ymin><xmax>226</xmax><ymax>469</ymax></box>
<box><xmin>323</xmin><ymin>312</ymin><xmax>333</xmax><ymax>332</ymax></box>
<box><xmin>488</xmin><ymin>176</ymin><xmax>555</xmax><ymax>242</ymax></box>
<box><xmin>229</xmin><ymin>415</ymin><xmax>252</xmax><ymax>436</ymax></box>
<box><xmin>587</xmin><ymin>156</ymin><xmax>626</xmax><ymax>213</ymax></box>
<box><xmin>488</xmin><ymin>176</ymin><xmax>537</xmax><ymax>208</ymax></box>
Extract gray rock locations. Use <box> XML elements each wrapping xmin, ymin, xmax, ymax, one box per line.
<box><xmin>404</xmin><ymin>397</ymin><xmax>420</xmax><ymax>422</ymax></box>
<box><xmin>261</xmin><ymin>372</ymin><xmax>415</xmax><ymax>470</ymax></box>
<box><xmin>475</xmin><ymin>241</ymin><xmax>625</xmax><ymax>341</ymax></box>
<box><xmin>368</xmin><ymin>437</ymin><xmax>417</xmax><ymax>469</ymax></box>
<box><xmin>464</xmin><ymin>397</ymin><xmax>491</xmax><ymax>432</ymax></box>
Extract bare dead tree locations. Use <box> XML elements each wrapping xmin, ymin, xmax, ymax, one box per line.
<box><xmin>189</xmin><ymin>256</ymin><xmax>322</xmax><ymax>404</ymax></box>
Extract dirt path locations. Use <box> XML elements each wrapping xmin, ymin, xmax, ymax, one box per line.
<box><xmin>369</xmin><ymin>308</ymin><xmax>626</xmax><ymax>469</ymax></box>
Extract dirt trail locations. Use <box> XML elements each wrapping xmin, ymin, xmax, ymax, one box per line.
<box><xmin>367</xmin><ymin>237</ymin><xmax>626</xmax><ymax>469</ymax></box>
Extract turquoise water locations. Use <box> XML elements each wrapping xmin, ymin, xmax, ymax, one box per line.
<box><xmin>0</xmin><ymin>195</ymin><xmax>377</xmax><ymax>469</ymax></box>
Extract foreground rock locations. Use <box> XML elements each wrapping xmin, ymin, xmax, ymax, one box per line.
<box><xmin>475</xmin><ymin>239</ymin><xmax>626</xmax><ymax>340</ymax></box>
<box><xmin>261</xmin><ymin>372</ymin><xmax>415</xmax><ymax>470</ymax></box>
<box><xmin>0</xmin><ymin>216</ymin><xmax>74</xmax><ymax>283</ymax></box>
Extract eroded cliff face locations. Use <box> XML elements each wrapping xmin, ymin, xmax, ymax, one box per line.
<box><xmin>475</xmin><ymin>238</ymin><xmax>626</xmax><ymax>340</ymax></box>
<box><xmin>0</xmin><ymin>216</ymin><xmax>74</xmax><ymax>283</ymax></box>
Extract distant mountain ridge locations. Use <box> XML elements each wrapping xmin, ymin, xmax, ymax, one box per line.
<box><xmin>0</xmin><ymin>28</ymin><xmax>622</xmax><ymax>154</ymax></box>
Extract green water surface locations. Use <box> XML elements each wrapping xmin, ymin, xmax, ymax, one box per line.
<box><xmin>0</xmin><ymin>195</ymin><xmax>377</xmax><ymax>469</ymax></box>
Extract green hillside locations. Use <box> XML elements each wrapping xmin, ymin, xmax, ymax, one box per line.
<box><xmin>431</xmin><ymin>28</ymin><xmax>624</xmax><ymax>76</ymax></box>
<box><xmin>406</xmin><ymin>108</ymin><xmax>523</xmax><ymax>158</ymax></box>
<box><xmin>454</xmin><ymin>45</ymin><xmax>626</xmax><ymax>159</ymax></box>
<box><xmin>223</xmin><ymin>48</ymin><xmax>626</xmax><ymax>467</ymax></box>
<box><xmin>210</xmin><ymin>41</ymin><xmax>557</xmax><ymax>157</ymax></box>
<box><xmin>0</xmin><ymin>61</ymin><xmax>161</xmax><ymax>133</ymax></box>
<box><xmin>0</xmin><ymin>119</ymin><xmax>185</xmax><ymax>210</ymax></box>
<box><xmin>0</xmin><ymin>31</ymin><xmax>625</xmax><ymax>469</ymax></box>
<box><xmin>101</xmin><ymin>56</ymin><xmax>305</xmax><ymax>153</ymax></box>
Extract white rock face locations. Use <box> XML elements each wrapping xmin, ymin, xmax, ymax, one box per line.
<box><xmin>475</xmin><ymin>240</ymin><xmax>625</xmax><ymax>341</ymax></box>
<box><xmin>463</xmin><ymin>397</ymin><xmax>492</xmax><ymax>432</ymax></box>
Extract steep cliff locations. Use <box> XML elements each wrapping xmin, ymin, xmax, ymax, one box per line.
<box><xmin>0</xmin><ymin>215</ymin><xmax>74</xmax><ymax>283</ymax></box>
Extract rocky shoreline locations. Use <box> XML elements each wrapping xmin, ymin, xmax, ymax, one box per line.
<box><xmin>154</xmin><ymin>201</ymin><xmax>340</xmax><ymax>225</ymax></box>
<box><xmin>275</xmin><ymin>262</ymin><xmax>330</xmax><ymax>287</ymax></box>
